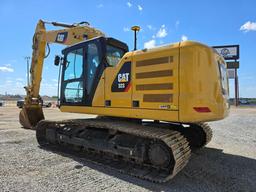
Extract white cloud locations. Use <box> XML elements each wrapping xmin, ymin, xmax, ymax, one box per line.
<box><xmin>144</xmin><ymin>39</ymin><xmax>156</xmax><ymax>49</ymax></box>
<box><xmin>156</xmin><ymin>25</ymin><xmax>167</xmax><ymax>38</ymax></box>
<box><xmin>0</xmin><ymin>79</ymin><xmax>25</xmax><ymax>95</ymax></box>
<box><xmin>97</xmin><ymin>4</ymin><xmax>103</xmax><ymax>8</ymax></box>
<box><xmin>0</xmin><ymin>64</ymin><xmax>14</xmax><ymax>72</ymax></box>
<box><xmin>127</xmin><ymin>2</ymin><xmax>132</xmax><ymax>7</ymax></box>
<box><xmin>16</xmin><ymin>78</ymin><xmax>24</xmax><ymax>81</ymax></box>
<box><xmin>40</xmin><ymin>82</ymin><xmax>58</xmax><ymax>96</ymax></box>
<box><xmin>138</xmin><ymin>5</ymin><xmax>143</xmax><ymax>11</ymax></box>
<box><xmin>147</xmin><ymin>25</ymin><xmax>156</xmax><ymax>31</ymax></box>
<box><xmin>147</xmin><ymin>25</ymin><xmax>152</xmax><ymax>30</ymax></box>
<box><xmin>0</xmin><ymin>77</ymin><xmax>59</xmax><ymax>96</ymax></box>
<box><xmin>175</xmin><ymin>20</ymin><xmax>180</xmax><ymax>29</ymax></box>
<box><xmin>123</xmin><ymin>27</ymin><xmax>129</xmax><ymax>32</ymax></box>
<box><xmin>240</xmin><ymin>21</ymin><xmax>256</xmax><ymax>32</ymax></box>
<box><xmin>181</xmin><ymin>35</ymin><xmax>188</xmax><ymax>41</ymax></box>
<box><xmin>41</xmin><ymin>82</ymin><xmax>58</xmax><ymax>88</ymax></box>
<box><xmin>16</xmin><ymin>82</ymin><xmax>23</xmax><ymax>87</ymax></box>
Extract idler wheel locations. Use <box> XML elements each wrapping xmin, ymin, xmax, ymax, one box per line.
<box><xmin>148</xmin><ymin>142</ymin><xmax>172</xmax><ymax>168</ymax></box>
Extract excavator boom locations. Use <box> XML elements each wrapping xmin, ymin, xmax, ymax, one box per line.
<box><xmin>19</xmin><ymin>20</ymin><xmax>104</xmax><ymax>129</ymax></box>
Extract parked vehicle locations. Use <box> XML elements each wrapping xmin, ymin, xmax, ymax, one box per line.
<box><xmin>0</xmin><ymin>100</ymin><xmax>4</xmax><ymax>107</ymax></box>
<box><xmin>17</xmin><ymin>100</ymin><xmax>51</xmax><ymax>108</ymax></box>
<box><xmin>43</xmin><ymin>102</ymin><xmax>52</xmax><ymax>108</ymax></box>
<box><xmin>239</xmin><ymin>99</ymin><xmax>249</xmax><ymax>104</ymax></box>
<box><xmin>17</xmin><ymin>100</ymin><xmax>24</xmax><ymax>108</ymax></box>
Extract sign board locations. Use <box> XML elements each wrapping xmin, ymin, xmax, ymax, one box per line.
<box><xmin>213</xmin><ymin>45</ymin><xmax>239</xmax><ymax>60</ymax></box>
<box><xmin>227</xmin><ymin>61</ymin><xmax>239</xmax><ymax>69</ymax></box>
<box><xmin>227</xmin><ymin>69</ymin><xmax>235</xmax><ymax>79</ymax></box>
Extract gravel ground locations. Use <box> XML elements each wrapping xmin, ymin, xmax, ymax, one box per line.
<box><xmin>0</xmin><ymin>106</ymin><xmax>255</xmax><ymax>192</ymax></box>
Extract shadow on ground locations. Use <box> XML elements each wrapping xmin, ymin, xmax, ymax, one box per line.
<box><xmin>40</xmin><ymin>145</ymin><xmax>256</xmax><ymax>192</ymax></box>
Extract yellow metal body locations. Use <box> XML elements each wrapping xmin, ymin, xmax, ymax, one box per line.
<box><xmin>20</xmin><ymin>19</ymin><xmax>229</xmax><ymax>129</ymax></box>
<box><xmin>27</xmin><ymin>20</ymin><xmax>104</xmax><ymax>100</ymax></box>
<box><xmin>60</xmin><ymin>41</ymin><xmax>229</xmax><ymax>123</ymax></box>
<box><xmin>20</xmin><ymin>20</ymin><xmax>104</xmax><ymax>128</ymax></box>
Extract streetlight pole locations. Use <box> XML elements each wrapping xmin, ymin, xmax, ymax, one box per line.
<box><xmin>25</xmin><ymin>56</ymin><xmax>30</xmax><ymax>87</ymax></box>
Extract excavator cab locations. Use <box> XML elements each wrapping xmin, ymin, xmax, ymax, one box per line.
<box><xmin>59</xmin><ymin>37</ymin><xmax>128</xmax><ymax>107</ymax></box>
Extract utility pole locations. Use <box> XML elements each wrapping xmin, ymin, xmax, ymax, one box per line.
<box><xmin>24</xmin><ymin>56</ymin><xmax>30</xmax><ymax>87</ymax></box>
<box><xmin>234</xmin><ymin>66</ymin><xmax>239</xmax><ymax>106</ymax></box>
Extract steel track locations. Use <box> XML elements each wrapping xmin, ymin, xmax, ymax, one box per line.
<box><xmin>36</xmin><ymin>118</ymin><xmax>191</xmax><ymax>183</ymax></box>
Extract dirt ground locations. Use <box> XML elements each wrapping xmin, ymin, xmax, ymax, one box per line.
<box><xmin>0</xmin><ymin>106</ymin><xmax>255</xmax><ymax>192</ymax></box>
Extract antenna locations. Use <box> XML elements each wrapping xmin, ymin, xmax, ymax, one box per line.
<box><xmin>131</xmin><ymin>26</ymin><xmax>140</xmax><ymax>51</ymax></box>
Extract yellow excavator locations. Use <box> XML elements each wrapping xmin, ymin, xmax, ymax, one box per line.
<box><xmin>19</xmin><ymin>20</ymin><xmax>229</xmax><ymax>182</ymax></box>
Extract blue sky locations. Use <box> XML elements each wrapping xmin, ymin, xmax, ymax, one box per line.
<box><xmin>0</xmin><ymin>0</ymin><xmax>255</xmax><ymax>97</ymax></box>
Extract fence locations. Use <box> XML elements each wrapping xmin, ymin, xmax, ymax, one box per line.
<box><xmin>0</xmin><ymin>100</ymin><xmax>58</xmax><ymax>107</ymax></box>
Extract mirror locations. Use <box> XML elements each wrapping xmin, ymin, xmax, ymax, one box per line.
<box><xmin>54</xmin><ymin>55</ymin><xmax>60</xmax><ymax>66</ymax></box>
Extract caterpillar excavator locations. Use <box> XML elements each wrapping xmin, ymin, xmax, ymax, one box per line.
<box><xmin>19</xmin><ymin>20</ymin><xmax>229</xmax><ymax>182</ymax></box>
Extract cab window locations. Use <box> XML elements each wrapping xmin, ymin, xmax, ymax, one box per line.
<box><xmin>64</xmin><ymin>81</ymin><xmax>83</xmax><ymax>103</ymax></box>
<box><xmin>106</xmin><ymin>45</ymin><xmax>124</xmax><ymax>67</ymax></box>
<box><xmin>63</xmin><ymin>48</ymin><xmax>84</xmax><ymax>103</ymax></box>
<box><xmin>86</xmin><ymin>43</ymin><xmax>100</xmax><ymax>95</ymax></box>
<box><xmin>64</xmin><ymin>48</ymin><xmax>83</xmax><ymax>80</ymax></box>
<box><xmin>218</xmin><ymin>62</ymin><xmax>229</xmax><ymax>95</ymax></box>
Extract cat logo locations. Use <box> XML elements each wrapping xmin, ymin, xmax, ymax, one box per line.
<box><xmin>111</xmin><ymin>62</ymin><xmax>131</xmax><ymax>92</ymax></box>
<box><xmin>118</xmin><ymin>73</ymin><xmax>129</xmax><ymax>83</ymax></box>
<box><xmin>55</xmin><ymin>32</ymin><xmax>68</xmax><ymax>43</ymax></box>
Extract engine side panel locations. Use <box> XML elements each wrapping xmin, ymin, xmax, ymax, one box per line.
<box><xmin>132</xmin><ymin>43</ymin><xmax>180</xmax><ymax>111</ymax></box>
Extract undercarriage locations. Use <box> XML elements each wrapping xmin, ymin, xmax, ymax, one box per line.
<box><xmin>36</xmin><ymin>118</ymin><xmax>212</xmax><ymax>182</ymax></box>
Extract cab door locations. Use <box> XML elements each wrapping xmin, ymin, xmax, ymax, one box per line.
<box><xmin>61</xmin><ymin>38</ymin><xmax>105</xmax><ymax>107</ymax></box>
<box><xmin>84</xmin><ymin>39</ymin><xmax>104</xmax><ymax>106</ymax></box>
<box><xmin>61</xmin><ymin>47</ymin><xmax>85</xmax><ymax>105</ymax></box>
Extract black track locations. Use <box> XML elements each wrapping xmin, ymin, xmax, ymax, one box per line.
<box><xmin>36</xmin><ymin>118</ymin><xmax>191</xmax><ymax>183</ymax></box>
